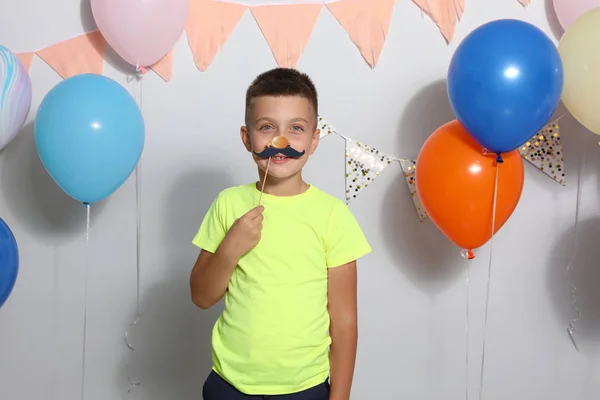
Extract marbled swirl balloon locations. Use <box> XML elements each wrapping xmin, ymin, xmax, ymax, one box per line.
<box><xmin>0</xmin><ymin>45</ymin><xmax>32</xmax><ymax>150</ymax></box>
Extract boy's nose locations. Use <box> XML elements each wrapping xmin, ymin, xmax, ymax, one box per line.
<box><xmin>267</xmin><ymin>136</ymin><xmax>289</xmax><ymax>149</ymax></box>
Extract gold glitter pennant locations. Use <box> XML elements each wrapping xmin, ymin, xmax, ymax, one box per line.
<box><xmin>399</xmin><ymin>159</ymin><xmax>427</xmax><ymax>221</ymax></box>
<box><xmin>519</xmin><ymin>122</ymin><xmax>565</xmax><ymax>186</ymax></box>
<box><xmin>318</xmin><ymin>115</ymin><xmax>337</xmax><ymax>139</ymax></box>
<box><xmin>345</xmin><ymin>138</ymin><xmax>394</xmax><ymax>203</ymax></box>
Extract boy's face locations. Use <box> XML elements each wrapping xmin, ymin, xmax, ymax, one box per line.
<box><xmin>241</xmin><ymin>95</ymin><xmax>319</xmax><ymax>180</ymax></box>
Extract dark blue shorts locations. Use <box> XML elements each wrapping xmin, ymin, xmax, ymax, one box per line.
<box><xmin>202</xmin><ymin>370</ymin><xmax>330</xmax><ymax>399</ymax></box>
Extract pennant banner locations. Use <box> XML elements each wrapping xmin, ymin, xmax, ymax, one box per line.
<box><xmin>413</xmin><ymin>0</ymin><xmax>464</xmax><ymax>43</ymax></box>
<box><xmin>251</xmin><ymin>4</ymin><xmax>323</xmax><ymax>68</ymax></box>
<box><xmin>36</xmin><ymin>31</ymin><xmax>105</xmax><ymax>79</ymax></box>
<box><xmin>345</xmin><ymin>138</ymin><xmax>394</xmax><ymax>203</ymax></box>
<box><xmin>519</xmin><ymin>121</ymin><xmax>565</xmax><ymax>186</ymax></box>
<box><xmin>9</xmin><ymin>0</ymin><xmax>482</xmax><ymax>81</ymax></box>
<box><xmin>400</xmin><ymin>159</ymin><xmax>427</xmax><ymax>221</ymax></box>
<box><xmin>186</xmin><ymin>0</ymin><xmax>247</xmax><ymax>71</ymax></box>
<box><xmin>327</xmin><ymin>0</ymin><xmax>396</xmax><ymax>68</ymax></box>
<box><xmin>518</xmin><ymin>0</ymin><xmax>531</xmax><ymax>6</ymax></box>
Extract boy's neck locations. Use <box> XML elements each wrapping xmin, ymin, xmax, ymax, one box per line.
<box><xmin>256</xmin><ymin>170</ymin><xmax>309</xmax><ymax>197</ymax></box>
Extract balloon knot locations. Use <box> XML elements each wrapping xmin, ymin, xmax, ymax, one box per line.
<box><xmin>461</xmin><ymin>249</ymin><xmax>475</xmax><ymax>260</ymax></box>
<box><xmin>83</xmin><ymin>202</ymin><xmax>90</xmax><ymax>208</ymax></box>
<box><xmin>496</xmin><ymin>153</ymin><xmax>504</xmax><ymax>164</ymax></box>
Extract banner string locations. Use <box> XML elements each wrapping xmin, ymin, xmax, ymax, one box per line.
<box><xmin>478</xmin><ymin>160</ymin><xmax>499</xmax><ymax>400</ymax></box>
<box><xmin>566</xmin><ymin>148</ymin><xmax>585</xmax><ymax>352</ymax></box>
<box><xmin>81</xmin><ymin>203</ymin><xmax>91</xmax><ymax>400</ymax></box>
<box><xmin>124</xmin><ymin>77</ymin><xmax>143</xmax><ymax>392</ymax></box>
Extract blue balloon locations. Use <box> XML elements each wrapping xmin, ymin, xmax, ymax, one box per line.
<box><xmin>0</xmin><ymin>218</ymin><xmax>18</xmax><ymax>309</ymax></box>
<box><xmin>447</xmin><ymin>19</ymin><xmax>563</xmax><ymax>155</ymax></box>
<box><xmin>35</xmin><ymin>74</ymin><xmax>144</xmax><ymax>204</ymax></box>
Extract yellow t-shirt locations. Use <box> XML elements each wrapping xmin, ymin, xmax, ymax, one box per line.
<box><xmin>192</xmin><ymin>183</ymin><xmax>371</xmax><ymax>395</ymax></box>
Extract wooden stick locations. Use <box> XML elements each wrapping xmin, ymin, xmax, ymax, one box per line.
<box><xmin>258</xmin><ymin>157</ymin><xmax>271</xmax><ymax>206</ymax></box>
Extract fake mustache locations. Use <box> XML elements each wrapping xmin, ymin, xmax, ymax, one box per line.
<box><xmin>253</xmin><ymin>146</ymin><xmax>306</xmax><ymax>158</ymax></box>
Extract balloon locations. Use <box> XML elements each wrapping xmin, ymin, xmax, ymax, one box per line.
<box><xmin>35</xmin><ymin>74</ymin><xmax>144</xmax><ymax>204</ymax></box>
<box><xmin>558</xmin><ymin>8</ymin><xmax>600</xmax><ymax>135</ymax></box>
<box><xmin>91</xmin><ymin>0</ymin><xmax>190</xmax><ymax>68</ymax></box>
<box><xmin>0</xmin><ymin>218</ymin><xmax>18</xmax><ymax>309</ymax></box>
<box><xmin>0</xmin><ymin>45</ymin><xmax>32</xmax><ymax>150</ymax></box>
<box><xmin>416</xmin><ymin>120</ymin><xmax>524</xmax><ymax>256</ymax></box>
<box><xmin>553</xmin><ymin>0</ymin><xmax>600</xmax><ymax>31</ymax></box>
<box><xmin>447</xmin><ymin>19</ymin><xmax>563</xmax><ymax>155</ymax></box>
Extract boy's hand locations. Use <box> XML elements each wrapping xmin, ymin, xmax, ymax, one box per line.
<box><xmin>222</xmin><ymin>205</ymin><xmax>264</xmax><ymax>259</ymax></box>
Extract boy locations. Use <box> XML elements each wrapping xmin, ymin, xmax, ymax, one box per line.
<box><xmin>190</xmin><ymin>68</ymin><xmax>371</xmax><ymax>400</ymax></box>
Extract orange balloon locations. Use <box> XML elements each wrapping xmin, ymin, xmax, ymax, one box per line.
<box><xmin>416</xmin><ymin>120</ymin><xmax>524</xmax><ymax>257</ymax></box>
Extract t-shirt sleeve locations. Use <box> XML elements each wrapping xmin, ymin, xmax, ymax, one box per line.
<box><xmin>325</xmin><ymin>202</ymin><xmax>372</xmax><ymax>268</ymax></box>
<box><xmin>191</xmin><ymin>193</ymin><xmax>227</xmax><ymax>253</ymax></box>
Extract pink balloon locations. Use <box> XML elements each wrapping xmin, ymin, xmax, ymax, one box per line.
<box><xmin>553</xmin><ymin>0</ymin><xmax>600</xmax><ymax>30</ymax></box>
<box><xmin>91</xmin><ymin>0</ymin><xmax>190</xmax><ymax>68</ymax></box>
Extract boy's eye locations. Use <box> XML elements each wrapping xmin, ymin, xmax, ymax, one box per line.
<box><xmin>290</xmin><ymin>125</ymin><xmax>304</xmax><ymax>132</ymax></box>
<box><xmin>259</xmin><ymin>124</ymin><xmax>274</xmax><ymax>131</ymax></box>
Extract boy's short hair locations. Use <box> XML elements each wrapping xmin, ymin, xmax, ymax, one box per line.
<box><xmin>245</xmin><ymin>68</ymin><xmax>318</xmax><ymax>126</ymax></box>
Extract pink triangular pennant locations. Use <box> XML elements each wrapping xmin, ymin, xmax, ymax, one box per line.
<box><xmin>251</xmin><ymin>4</ymin><xmax>323</xmax><ymax>68</ymax></box>
<box><xmin>16</xmin><ymin>53</ymin><xmax>34</xmax><ymax>71</ymax></box>
<box><xmin>517</xmin><ymin>0</ymin><xmax>531</xmax><ymax>5</ymax></box>
<box><xmin>36</xmin><ymin>31</ymin><xmax>105</xmax><ymax>79</ymax></box>
<box><xmin>413</xmin><ymin>0</ymin><xmax>464</xmax><ymax>43</ymax></box>
<box><xmin>186</xmin><ymin>0</ymin><xmax>247</xmax><ymax>71</ymax></box>
<box><xmin>327</xmin><ymin>0</ymin><xmax>395</xmax><ymax>68</ymax></box>
<box><xmin>150</xmin><ymin>50</ymin><xmax>174</xmax><ymax>82</ymax></box>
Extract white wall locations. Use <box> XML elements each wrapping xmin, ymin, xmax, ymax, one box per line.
<box><xmin>1</xmin><ymin>0</ymin><xmax>600</xmax><ymax>399</ymax></box>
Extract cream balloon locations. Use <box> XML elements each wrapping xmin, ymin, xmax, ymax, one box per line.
<box><xmin>558</xmin><ymin>7</ymin><xmax>600</xmax><ymax>135</ymax></box>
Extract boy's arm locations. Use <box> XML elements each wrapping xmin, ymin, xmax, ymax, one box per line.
<box><xmin>190</xmin><ymin>246</ymin><xmax>240</xmax><ymax>309</ymax></box>
<box><xmin>190</xmin><ymin>205</ymin><xmax>264</xmax><ymax>309</ymax></box>
<box><xmin>327</xmin><ymin>261</ymin><xmax>358</xmax><ymax>400</ymax></box>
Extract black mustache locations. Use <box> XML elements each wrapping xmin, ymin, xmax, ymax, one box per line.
<box><xmin>253</xmin><ymin>146</ymin><xmax>306</xmax><ymax>158</ymax></box>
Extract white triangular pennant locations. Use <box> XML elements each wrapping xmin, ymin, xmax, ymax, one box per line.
<box><xmin>400</xmin><ymin>159</ymin><xmax>427</xmax><ymax>221</ymax></box>
<box><xmin>318</xmin><ymin>115</ymin><xmax>337</xmax><ymax>139</ymax></box>
<box><xmin>519</xmin><ymin>121</ymin><xmax>565</xmax><ymax>186</ymax></box>
<box><xmin>345</xmin><ymin>139</ymin><xmax>394</xmax><ymax>203</ymax></box>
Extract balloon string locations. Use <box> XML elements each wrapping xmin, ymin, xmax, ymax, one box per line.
<box><xmin>566</xmin><ymin>148</ymin><xmax>585</xmax><ymax>352</ymax></box>
<box><xmin>553</xmin><ymin>112</ymin><xmax>568</xmax><ymax>124</ymax></box>
<box><xmin>81</xmin><ymin>203</ymin><xmax>91</xmax><ymax>400</ymax></box>
<box><xmin>478</xmin><ymin>162</ymin><xmax>499</xmax><ymax>400</ymax></box>
<box><xmin>465</xmin><ymin>262</ymin><xmax>470</xmax><ymax>400</ymax></box>
<box><xmin>125</xmin><ymin>78</ymin><xmax>142</xmax><ymax>392</ymax></box>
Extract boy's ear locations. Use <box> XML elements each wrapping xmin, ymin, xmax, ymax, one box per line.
<box><xmin>240</xmin><ymin>126</ymin><xmax>252</xmax><ymax>152</ymax></box>
<box><xmin>309</xmin><ymin>128</ymin><xmax>320</xmax><ymax>155</ymax></box>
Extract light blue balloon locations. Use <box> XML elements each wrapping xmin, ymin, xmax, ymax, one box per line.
<box><xmin>35</xmin><ymin>74</ymin><xmax>144</xmax><ymax>204</ymax></box>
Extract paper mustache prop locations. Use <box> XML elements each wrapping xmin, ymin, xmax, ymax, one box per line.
<box><xmin>253</xmin><ymin>136</ymin><xmax>306</xmax><ymax>158</ymax></box>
